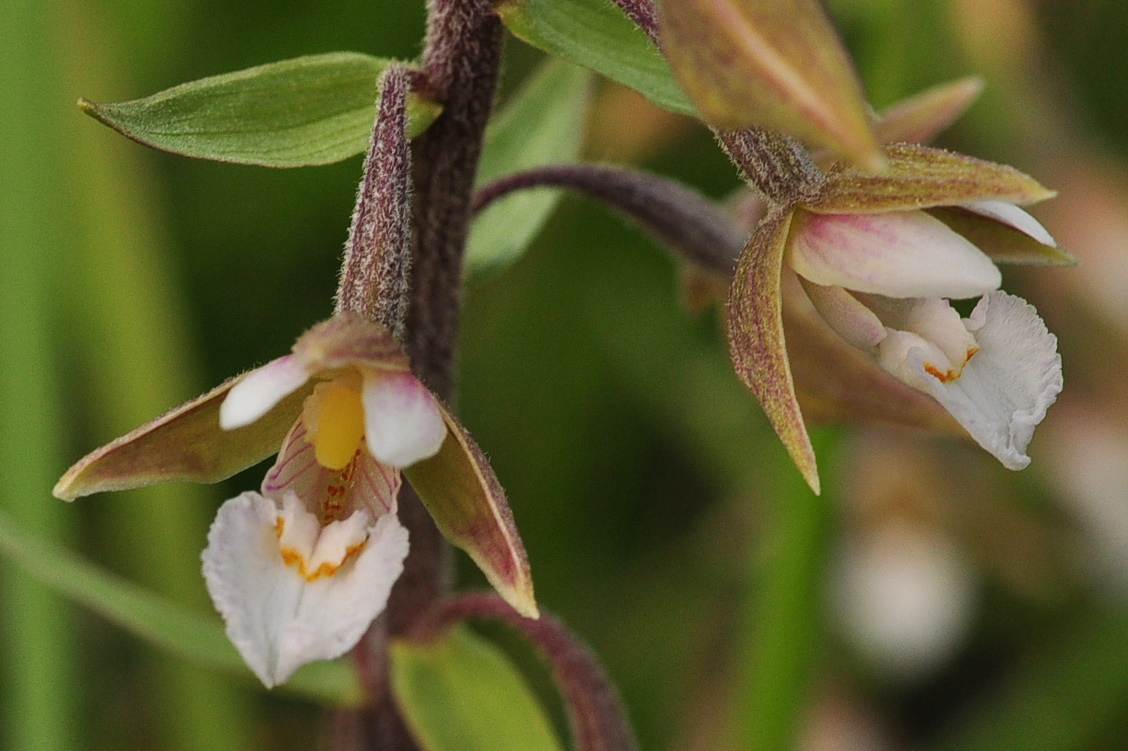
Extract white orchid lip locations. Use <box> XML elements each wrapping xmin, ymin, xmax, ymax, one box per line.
<box><xmin>788</xmin><ymin>209</ymin><xmax>1002</xmax><ymax>299</ymax></box>
<box><xmin>876</xmin><ymin>291</ymin><xmax>1061</xmax><ymax>469</ymax></box>
<box><xmin>202</xmin><ymin>491</ymin><xmax>410</xmax><ymax>688</ymax></box>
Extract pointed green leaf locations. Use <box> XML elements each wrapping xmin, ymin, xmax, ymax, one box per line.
<box><xmin>496</xmin><ymin>0</ymin><xmax>694</xmax><ymax>116</ymax></box>
<box><xmin>816</xmin><ymin>144</ymin><xmax>1055</xmax><ymax>213</ymax></box>
<box><xmin>931</xmin><ymin>207</ymin><xmax>1079</xmax><ymax>266</ymax></box>
<box><xmin>404</xmin><ymin>405</ymin><xmax>537</xmax><ymax>619</ymax></box>
<box><xmin>79</xmin><ymin>53</ymin><xmax>442</xmax><ymax>167</ymax></box>
<box><xmin>655</xmin><ymin>0</ymin><xmax>883</xmax><ymax>170</ymax></box>
<box><xmin>727</xmin><ymin>210</ymin><xmax>821</xmax><ymax>494</ymax></box>
<box><xmin>0</xmin><ymin>509</ymin><xmax>364</xmax><ymax>706</ymax></box>
<box><xmin>467</xmin><ymin>59</ymin><xmax>593</xmax><ymax>272</ymax></box>
<box><xmin>390</xmin><ymin>627</ymin><xmax>564</xmax><ymax>751</ymax></box>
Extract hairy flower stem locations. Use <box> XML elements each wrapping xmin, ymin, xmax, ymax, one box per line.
<box><xmin>342</xmin><ymin>2</ymin><xmax>505</xmax><ymax>749</ymax></box>
<box><xmin>415</xmin><ymin>593</ymin><xmax>640</xmax><ymax>751</ymax></box>
<box><xmin>473</xmin><ymin>164</ymin><xmax>747</xmax><ymax>273</ymax></box>
<box><xmin>337</xmin><ymin>65</ymin><xmax>413</xmax><ymax>339</ymax></box>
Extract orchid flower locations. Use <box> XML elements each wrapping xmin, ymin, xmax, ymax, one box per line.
<box><xmin>728</xmin><ymin>144</ymin><xmax>1073</xmax><ymax>493</ymax></box>
<box><xmin>55</xmin><ymin>313</ymin><xmax>536</xmax><ymax>687</ymax></box>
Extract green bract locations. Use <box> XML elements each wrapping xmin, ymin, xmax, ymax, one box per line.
<box><xmin>79</xmin><ymin>53</ymin><xmax>442</xmax><ymax>167</ymax></box>
<box><xmin>390</xmin><ymin>627</ymin><xmax>564</xmax><ymax>751</ymax></box>
<box><xmin>467</xmin><ymin>59</ymin><xmax>593</xmax><ymax>272</ymax></box>
<box><xmin>495</xmin><ymin>0</ymin><xmax>694</xmax><ymax>115</ymax></box>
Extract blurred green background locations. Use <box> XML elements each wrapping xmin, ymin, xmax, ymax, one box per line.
<box><xmin>5</xmin><ymin>0</ymin><xmax>1128</xmax><ymax>749</ymax></box>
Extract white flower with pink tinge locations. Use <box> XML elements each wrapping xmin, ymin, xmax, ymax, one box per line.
<box><xmin>789</xmin><ymin>200</ymin><xmax>1062</xmax><ymax>469</ymax></box>
<box><xmin>203</xmin><ymin>350</ymin><xmax>446</xmax><ymax>687</ymax></box>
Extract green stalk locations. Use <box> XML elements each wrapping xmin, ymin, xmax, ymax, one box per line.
<box><xmin>0</xmin><ymin>1</ymin><xmax>78</xmax><ymax>748</ymax></box>
<box><xmin>735</xmin><ymin>433</ymin><xmax>836</xmax><ymax>751</ymax></box>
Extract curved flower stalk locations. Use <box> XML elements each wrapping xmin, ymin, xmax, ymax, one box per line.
<box><xmin>55</xmin><ymin>314</ymin><xmax>537</xmax><ymax>687</ymax></box>
<box><xmin>728</xmin><ymin>144</ymin><xmax>1072</xmax><ymax>493</ymax></box>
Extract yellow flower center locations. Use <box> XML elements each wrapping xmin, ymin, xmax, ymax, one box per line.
<box><xmin>310</xmin><ymin>383</ymin><xmax>365</xmax><ymax>470</ymax></box>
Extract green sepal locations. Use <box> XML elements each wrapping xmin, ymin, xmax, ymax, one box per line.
<box><xmin>727</xmin><ymin>209</ymin><xmax>821</xmax><ymax>494</ymax></box>
<box><xmin>0</xmin><ymin>510</ymin><xmax>364</xmax><ymax>706</ymax></box>
<box><xmin>405</xmin><ymin>406</ymin><xmax>538</xmax><ymax>619</ymax></box>
<box><xmin>53</xmin><ymin>375</ymin><xmax>308</xmax><ymax>501</ymax></box>
<box><xmin>390</xmin><ymin>627</ymin><xmax>564</xmax><ymax>751</ymax></box>
<box><xmin>815</xmin><ymin>144</ymin><xmax>1055</xmax><ymax>214</ymax></box>
<box><xmin>495</xmin><ymin>0</ymin><xmax>694</xmax><ymax>116</ymax></box>
<box><xmin>468</xmin><ymin>58</ymin><xmax>593</xmax><ymax>273</ymax></box>
<box><xmin>874</xmin><ymin>77</ymin><xmax>984</xmax><ymax>146</ymax></box>
<box><xmin>79</xmin><ymin>53</ymin><xmax>442</xmax><ymax>167</ymax></box>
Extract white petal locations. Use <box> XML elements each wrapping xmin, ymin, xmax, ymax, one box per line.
<box><xmin>201</xmin><ymin>492</ymin><xmax>409</xmax><ymax>687</ymax></box>
<box><xmin>362</xmin><ymin>372</ymin><xmax>447</xmax><ymax>468</ymax></box>
<box><xmin>888</xmin><ymin>291</ymin><xmax>1062</xmax><ymax>469</ymax></box>
<box><xmin>220</xmin><ymin>355</ymin><xmax>312</xmax><ymax>430</ymax></box>
<box><xmin>788</xmin><ymin>210</ymin><xmax>1002</xmax><ymax>299</ymax></box>
<box><xmin>800</xmin><ymin>279</ymin><xmax>888</xmax><ymax>350</ymax></box>
<box><xmin>964</xmin><ymin>200</ymin><xmax>1057</xmax><ymax>247</ymax></box>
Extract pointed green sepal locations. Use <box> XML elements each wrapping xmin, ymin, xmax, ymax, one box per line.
<box><xmin>874</xmin><ymin>77</ymin><xmax>984</xmax><ymax>146</ymax></box>
<box><xmin>404</xmin><ymin>407</ymin><xmax>538</xmax><ymax>619</ymax></box>
<box><xmin>815</xmin><ymin>144</ymin><xmax>1056</xmax><ymax>214</ymax></box>
<box><xmin>655</xmin><ymin>0</ymin><xmax>883</xmax><ymax>171</ymax></box>
<box><xmin>727</xmin><ymin>210</ymin><xmax>821</xmax><ymax>494</ymax></box>
<box><xmin>390</xmin><ymin>627</ymin><xmax>563</xmax><ymax>751</ymax></box>
<box><xmin>53</xmin><ymin>376</ymin><xmax>308</xmax><ymax>501</ymax></box>
<box><xmin>79</xmin><ymin>53</ymin><xmax>442</xmax><ymax>168</ymax></box>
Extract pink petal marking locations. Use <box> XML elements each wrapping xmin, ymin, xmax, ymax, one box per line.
<box><xmin>788</xmin><ymin>209</ymin><xmax>1001</xmax><ymax>300</ymax></box>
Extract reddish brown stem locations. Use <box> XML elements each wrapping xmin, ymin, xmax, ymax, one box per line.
<box><xmin>414</xmin><ymin>592</ymin><xmax>640</xmax><ymax>751</ymax></box>
<box><xmin>473</xmin><ymin>163</ymin><xmax>748</xmax><ymax>273</ymax></box>
<box><xmin>341</xmin><ymin>2</ymin><xmax>506</xmax><ymax>749</ymax></box>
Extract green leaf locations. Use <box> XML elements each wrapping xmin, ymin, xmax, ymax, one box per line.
<box><xmin>78</xmin><ymin>52</ymin><xmax>442</xmax><ymax>167</ymax></box>
<box><xmin>496</xmin><ymin>0</ymin><xmax>694</xmax><ymax>116</ymax></box>
<box><xmin>466</xmin><ymin>58</ymin><xmax>592</xmax><ymax>272</ymax></box>
<box><xmin>390</xmin><ymin>627</ymin><xmax>564</xmax><ymax>751</ymax></box>
<box><xmin>0</xmin><ymin>509</ymin><xmax>364</xmax><ymax>707</ymax></box>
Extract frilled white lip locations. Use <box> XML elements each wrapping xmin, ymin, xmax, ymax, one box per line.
<box><xmin>201</xmin><ymin>491</ymin><xmax>409</xmax><ymax>687</ymax></box>
<box><xmin>218</xmin><ymin>355</ymin><xmax>446</xmax><ymax>469</ymax></box>
<box><xmin>788</xmin><ymin>210</ymin><xmax>1002</xmax><ymax>299</ymax></box>
<box><xmin>879</xmin><ymin>291</ymin><xmax>1061</xmax><ymax>469</ymax></box>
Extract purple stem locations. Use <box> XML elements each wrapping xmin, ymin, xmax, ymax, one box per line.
<box><xmin>473</xmin><ymin>163</ymin><xmax>748</xmax><ymax>273</ymax></box>
<box><xmin>415</xmin><ymin>592</ymin><xmax>640</xmax><ymax>751</ymax></box>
